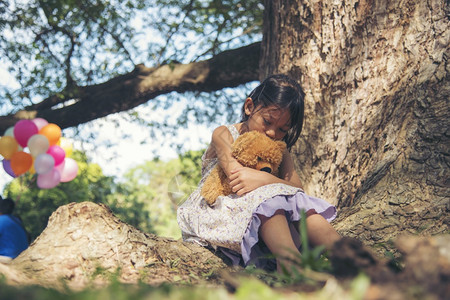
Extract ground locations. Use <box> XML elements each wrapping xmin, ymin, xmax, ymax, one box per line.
<box><xmin>0</xmin><ymin>202</ymin><xmax>448</xmax><ymax>299</ymax></box>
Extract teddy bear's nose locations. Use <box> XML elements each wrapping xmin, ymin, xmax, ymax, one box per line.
<box><xmin>260</xmin><ymin>167</ymin><xmax>272</xmax><ymax>173</ymax></box>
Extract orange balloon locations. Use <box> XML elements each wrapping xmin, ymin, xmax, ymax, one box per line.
<box><xmin>39</xmin><ymin>123</ymin><xmax>61</xmax><ymax>146</ymax></box>
<box><xmin>10</xmin><ymin>151</ymin><xmax>33</xmax><ymax>176</ymax></box>
<box><xmin>0</xmin><ymin>136</ymin><xmax>19</xmax><ymax>159</ymax></box>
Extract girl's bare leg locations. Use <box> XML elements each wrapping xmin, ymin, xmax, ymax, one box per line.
<box><xmin>305</xmin><ymin>214</ymin><xmax>340</xmax><ymax>249</ymax></box>
<box><xmin>259</xmin><ymin>210</ymin><xmax>340</xmax><ymax>273</ymax></box>
<box><xmin>258</xmin><ymin>209</ymin><xmax>300</xmax><ymax>272</ymax></box>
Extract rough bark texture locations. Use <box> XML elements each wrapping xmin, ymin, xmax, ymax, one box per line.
<box><xmin>0</xmin><ymin>202</ymin><xmax>228</xmax><ymax>290</ymax></box>
<box><xmin>0</xmin><ymin>42</ymin><xmax>260</xmax><ymax>133</ymax></box>
<box><xmin>262</xmin><ymin>0</ymin><xmax>449</xmax><ymax>251</ymax></box>
<box><xmin>0</xmin><ymin>202</ymin><xmax>448</xmax><ymax>299</ymax></box>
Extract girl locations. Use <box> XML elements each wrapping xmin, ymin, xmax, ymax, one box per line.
<box><xmin>177</xmin><ymin>74</ymin><xmax>340</xmax><ymax>272</ymax></box>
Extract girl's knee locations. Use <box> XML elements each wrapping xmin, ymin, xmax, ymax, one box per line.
<box><xmin>305</xmin><ymin>209</ymin><xmax>318</xmax><ymax>217</ymax></box>
<box><xmin>257</xmin><ymin>209</ymin><xmax>286</xmax><ymax>223</ymax></box>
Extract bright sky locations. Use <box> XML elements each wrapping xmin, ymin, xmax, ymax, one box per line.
<box><xmin>0</xmin><ymin>7</ymin><xmax>253</xmax><ymax>193</ymax></box>
<box><xmin>0</xmin><ymin>100</ymin><xmax>213</xmax><ymax>194</ymax></box>
<box><xmin>0</xmin><ymin>63</ymin><xmax>218</xmax><ymax>193</ymax></box>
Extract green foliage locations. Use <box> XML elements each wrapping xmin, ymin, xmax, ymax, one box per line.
<box><xmin>0</xmin><ymin>0</ymin><xmax>261</xmax><ymax>155</ymax></box>
<box><xmin>2</xmin><ymin>145</ymin><xmax>203</xmax><ymax>242</ymax></box>
<box><xmin>0</xmin><ymin>0</ymin><xmax>262</xmax><ymax>109</ymax></box>
<box><xmin>3</xmin><ymin>150</ymin><xmax>125</xmax><ymax>241</ymax></box>
<box><xmin>108</xmin><ymin>149</ymin><xmax>204</xmax><ymax>238</ymax></box>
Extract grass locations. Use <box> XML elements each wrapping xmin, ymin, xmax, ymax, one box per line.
<box><xmin>243</xmin><ymin>209</ymin><xmax>333</xmax><ymax>288</ymax></box>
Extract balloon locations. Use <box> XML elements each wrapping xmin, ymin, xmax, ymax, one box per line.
<box><xmin>58</xmin><ymin>137</ymin><xmax>73</xmax><ymax>157</ymax></box>
<box><xmin>0</xmin><ymin>136</ymin><xmax>19</xmax><ymax>159</ymax></box>
<box><xmin>2</xmin><ymin>160</ymin><xmax>16</xmax><ymax>177</ymax></box>
<box><xmin>32</xmin><ymin>118</ymin><xmax>48</xmax><ymax>130</ymax></box>
<box><xmin>29</xmin><ymin>159</ymin><xmax>36</xmax><ymax>174</ymax></box>
<box><xmin>27</xmin><ymin>134</ymin><xmax>50</xmax><ymax>157</ymax></box>
<box><xmin>60</xmin><ymin>158</ymin><xmax>78</xmax><ymax>182</ymax></box>
<box><xmin>14</xmin><ymin>120</ymin><xmax>39</xmax><ymax>147</ymax></box>
<box><xmin>10</xmin><ymin>151</ymin><xmax>32</xmax><ymax>175</ymax></box>
<box><xmin>34</xmin><ymin>154</ymin><xmax>55</xmax><ymax>174</ymax></box>
<box><xmin>4</xmin><ymin>127</ymin><xmax>14</xmax><ymax>137</ymax></box>
<box><xmin>47</xmin><ymin>145</ymin><xmax>65</xmax><ymax>166</ymax></box>
<box><xmin>37</xmin><ymin>169</ymin><xmax>60</xmax><ymax>189</ymax></box>
<box><xmin>54</xmin><ymin>159</ymin><xmax>65</xmax><ymax>173</ymax></box>
<box><xmin>39</xmin><ymin>123</ymin><xmax>61</xmax><ymax>146</ymax></box>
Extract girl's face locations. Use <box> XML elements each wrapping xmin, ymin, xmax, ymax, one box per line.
<box><xmin>244</xmin><ymin>98</ymin><xmax>291</xmax><ymax>141</ymax></box>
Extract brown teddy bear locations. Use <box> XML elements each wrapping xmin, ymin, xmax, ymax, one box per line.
<box><xmin>201</xmin><ymin>130</ymin><xmax>286</xmax><ymax>205</ymax></box>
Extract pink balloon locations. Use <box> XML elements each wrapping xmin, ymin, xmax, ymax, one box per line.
<box><xmin>34</xmin><ymin>154</ymin><xmax>55</xmax><ymax>174</ymax></box>
<box><xmin>37</xmin><ymin>169</ymin><xmax>60</xmax><ymax>189</ymax></box>
<box><xmin>47</xmin><ymin>145</ymin><xmax>65</xmax><ymax>166</ymax></box>
<box><xmin>54</xmin><ymin>159</ymin><xmax>65</xmax><ymax>173</ymax></box>
<box><xmin>13</xmin><ymin>120</ymin><xmax>39</xmax><ymax>148</ymax></box>
<box><xmin>32</xmin><ymin>118</ymin><xmax>48</xmax><ymax>130</ymax></box>
<box><xmin>60</xmin><ymin>158</ymin><xmax>78</xmax><ymax>182</ymax></box>
<box><xmin>2</xmin><ymin>159</ymin><xmax>16</xmax><ymax>177</ymax></box>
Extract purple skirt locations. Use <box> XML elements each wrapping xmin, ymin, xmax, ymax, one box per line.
<box><xmin>219</xmin><ymin>192</ymin><xmax>337</xmax><ymax>270</ymax></box>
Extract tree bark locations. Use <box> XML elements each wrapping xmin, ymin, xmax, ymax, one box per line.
<box><xmin>0</xmin><ymin>42</ymin><xmax>260</xmax><ymax>133</ymax></box>
<box><xmin>0</xmin><ymin>201</ymin><xmax>448</xmax><ymax>299</ymax></box>
<box><xmin>0</xmin><ymin>202</ymin><xmax>228</xmax><ymax>290</ymax></box>
<box><xmin>262</xmin><ymin>0</ymin><xmax>449</xmax><ymax>250</ymax></box>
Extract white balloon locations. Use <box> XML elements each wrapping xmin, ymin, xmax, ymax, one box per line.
<box><xmin>27</xmin><ymin>134</ymin><xmax>50</xmax><ymax>157</ymax></box>
<box><xmin>60</xmin><ymin>158</ymin><xmax>78</xmax><ymax>182</ymax></box>
<box><xmin>34</xmin><ymin>153</ymin><xmax>55</xmax><ymax>174</ymax></box>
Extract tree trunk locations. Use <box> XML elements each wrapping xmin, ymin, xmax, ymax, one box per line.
<box><xmin>262</xmin><ymin>0</ymin><xmax>449</xmax><ymax>250</ymax></box>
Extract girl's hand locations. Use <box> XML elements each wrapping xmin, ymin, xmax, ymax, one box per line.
<box><xmin>229</xmin><ymin>167</ymin><xmax>274</xmax><ymax>196</ymax></box>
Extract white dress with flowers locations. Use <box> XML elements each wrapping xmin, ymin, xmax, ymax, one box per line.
<box><xmin>177</xmin><ymin>125</ymin><xmax>336</xmax><ymax>267</ymax></box>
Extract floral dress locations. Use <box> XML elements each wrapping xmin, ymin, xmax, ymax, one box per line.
<box><xmin>177</xmin><ymin>125</ymin><xmax>336</xmax><ymax>268</ymax></box>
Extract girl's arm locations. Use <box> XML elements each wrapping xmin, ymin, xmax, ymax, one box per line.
<box><xmin>278</xmin><ymin>149</ymin><xmax>303</xmax><ymax>189</ymax></box>
<box><xmin>229</xmin><ymin>149</ymin><xmax>303</xmax><ymax>196</ymax></box>
<box><xmin>209</xmin><ymin>126</ymin><xmax>243</xmax><ymax>177</ymax></box>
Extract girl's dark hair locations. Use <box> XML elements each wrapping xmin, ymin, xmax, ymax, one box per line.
<box><xmin>241</xmin><ymin>74</ymin><xmax>305</xmax><ymax>148</ymax></box>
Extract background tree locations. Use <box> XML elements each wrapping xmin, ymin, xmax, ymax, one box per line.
<box><xmin>2</xmin><ymin>150</ymin><xmax>134</xmax><ymax>240</ymax></box>
<box><xmin>0</xmin><ymin>0</ymin><xmax>448</xmax><ymax>253</ymax></box>
<box><xmin>107</xmin><ymin>149</ymin><xmax>203</xmax><ymax>239</ymax></box>
<box><xmin>0</xmin><ymin>0</ymin><xmax>262</xmax><ymax>131</ymax></box>
<box><xmin>3</xmin><ymin>149</ymin><xmax>203</xmax><ymax>241</ymax></box>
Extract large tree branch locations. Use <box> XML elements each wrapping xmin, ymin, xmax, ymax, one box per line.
<box><xmin>0</xmin><ymin>42</ymin><xmax>260</xmax><ymax>132</ymax></box>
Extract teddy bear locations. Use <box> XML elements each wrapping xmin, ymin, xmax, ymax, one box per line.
<box><xmin>201</xmin><ymin>130</ymin><xmax>286</xmax><ymax>206</ymax></box>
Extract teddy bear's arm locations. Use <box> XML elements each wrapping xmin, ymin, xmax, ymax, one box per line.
<box><xmin>201</xmin><ymin>167</ymin><xmax>222</xmax><ymax>205</ymax></box>
<box><xmin>201</xmin><ymin>166</ymin><xmax>233</xmax><ymax>205</ymax></box>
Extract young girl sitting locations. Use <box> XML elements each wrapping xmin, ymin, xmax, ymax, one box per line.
<box><xmin>177</xmin><ymin>74</ymin><xmax>340</xmax><ymax>272</ymax></box>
